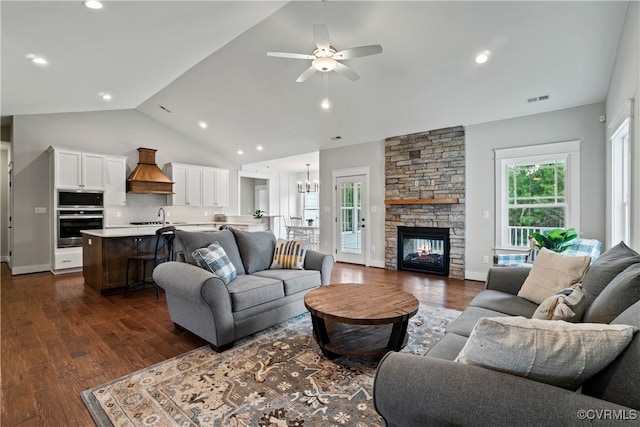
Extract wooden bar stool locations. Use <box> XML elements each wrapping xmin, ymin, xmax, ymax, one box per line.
<box><xmin>125</xmin><ymin>226</ymin><xmax>176</xmax><ymax>298</ymax></box>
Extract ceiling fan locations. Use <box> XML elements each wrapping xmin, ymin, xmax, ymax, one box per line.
<box><xmin>267</xmin><ymin>24</ymin><xmax>383</xmax><ymax>83</ymax></box>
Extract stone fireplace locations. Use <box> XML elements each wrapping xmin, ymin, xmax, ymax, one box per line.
<box><xmin>385</xmin><ymin>126</ymin><xmax>465</xmax><ymax>279</ymax></box>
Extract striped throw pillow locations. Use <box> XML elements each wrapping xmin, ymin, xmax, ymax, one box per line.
<box><xmin>192</xmin><ymin>243</ymin><xmax>237</xmax><ymax>284</ymax></box>
<box><xmin>271</xmin><ymin>239</ymin><xmax>307</xmax><ymax>270</ymax></box>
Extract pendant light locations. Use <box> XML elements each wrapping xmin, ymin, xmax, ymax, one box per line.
<box><xmin>297</xmin><ymin>164</ymin><xmax>319</xmax><ymax>193</ymax></box>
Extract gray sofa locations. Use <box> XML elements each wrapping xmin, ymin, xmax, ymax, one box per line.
<box><xmin>153</xmin><ymin>228</ymin><xmax>334</xmax><ymax>351</ymax></box>
<box><xmin>374</xmin><ymin>242</ymin><xmax>640</xmax><ymax>426</ymax></box>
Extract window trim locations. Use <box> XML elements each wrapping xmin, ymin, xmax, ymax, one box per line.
<box><xmin>610</xmin><ymin>118</ymin><xmax>630</xmax><ymax>244</ymax></box>
<box><xmin>494</xmin><ymin>141</ymin><xmax>581</xmax><ymax>249</ymax></box>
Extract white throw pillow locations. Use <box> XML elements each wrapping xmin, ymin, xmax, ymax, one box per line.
<box><xmin>455</xmin><ymin>316</ymin><xmax>636</xmax><ymax>390</ymax></box>
<box><xmin>517</xmin><ymin>248</ymin><xmax>591</xmax><ymax>304</ymax></box>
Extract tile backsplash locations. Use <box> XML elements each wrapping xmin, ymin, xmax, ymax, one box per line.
<box><xmin>104</xmin><ymin>193</ymin><xmax>226</xmax><ymax>226</ymax></box>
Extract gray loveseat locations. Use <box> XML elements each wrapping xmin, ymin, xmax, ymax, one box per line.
<box><xmin>153</xmin><ymin>228</ymin><xmax>334</xmax><ymax>351</ymax></box>
<box><xmin>374</xmin><ymin>242</ymin><xmax>640</xmax><ymax>426</ymax></box>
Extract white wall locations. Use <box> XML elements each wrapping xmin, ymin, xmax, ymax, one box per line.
<box><xmin>320</xmin><ymin>140</ymin><xmax>386</xmax><ymax>267</ymax></box>
<box><xmin>11</xmin><ymin>109</ymin><xmax>240</xmax><ymax>274</ymax></box>
<box><xmin>605</xmin><ymin>1</ymin><xmax>640</xmax><ymax>250</ymax></box>
<box><xmin>465</xmin><ymin>103</ymin><xmax>607</xmax><ymax>280</ymax></box>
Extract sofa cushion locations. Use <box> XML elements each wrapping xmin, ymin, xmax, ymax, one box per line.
<box><xmin>581</xmin><ymin>241</ymin><xmax>640</xmax><ymax>304</ymax></box>
<box><xmin>231</xmin><ymin>228</ymin><xmax>276</xmax><ymax>274</ymax></box>
<box><xmin>455</xmin><ymin>316</ymin><xmax>636</xmax><ymax>390</ymax></box>
<box><xmin>226</xmin><ymin>274</ymin><xmax>285</xmax><ymax>312</ymax></box>
<box><xmin>271</xmin><ymin>239</ymin><xmax>307</xmax><ymax>270</ymax></box>
<box><xmin>175</xmin><ymin>229</ymin><xmax>245</xmax><ymax>275</ymax></box>
<box><xmin>532</xmin><ymin>284</ymin><xmax>587</xmax><ymax>322</ymax></box>
<box><xmin>192</xmin><ymin>243</ymin><xmax>237</xmax><ymax>284</ymax></box>
<box><xmin>425</xmin><ymin>332</ymin><xmax>468</xmax><ymax>361</ymax></box>
<box><xmin>582</xmin><ymin>263</ymin><xmax>640</xmax><ymax>323</ymax></box>
<box><xmin>468</xmin><ymin>290</ymin><xmax>539</xmax><ymax>317</ymax></box>
<box><xmin>253</xmin><ymin>269</ymin><xmax>320</xmax><ymax>295</ymax></box>
<box><xmin>447</xmin><ymin>306</ymin><xmax>510</xmax><ymax>338</ymax></box>
<box><xmin>582</xmin><ymin>300</ymin><xmax>640</xmax><ymax>410</ymax></box>
<box><xmin>517</xmin><ymin>248</ymin><xmax>590</xmax><ymax>304</ymax></box>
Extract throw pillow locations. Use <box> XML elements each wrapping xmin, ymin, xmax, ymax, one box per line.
<box><xmin>192</xmin><ymin>243</ymin><xmax>237</xmax><ymax>284</ymax></box>
<box><xmin>517</xmin><ymin>248</ymin><xmax>591</xmax><ymax>304</ymax></box>
<box><xmin>580</xmin><ymin>241</ymin><xmax>640</xmax><ymax>304</ymax></box>
<box><xmin>532</xmin><ymin>283</ymin><xmax>587</xmax><ymax>322</ymax></box>
<box><xmin>175</xmin><ymin>229</ymin><xmax>245</xmax><ymax>275</ymax></box>
<box><xmin>271</xmin><ymin>239</ymin><xmax>307</xmax><ymax>270</ymax></box>
<box><xmin>455</xmin><ymin>316</ymin><xmax>637</xmax><ymax>390</ymax></box>
<box><xmin>582</xmin><ymin>262</ymin><xmax>640</xmax><ymax>323</ymax></box>
<box><xmin>230</xmin><ymin>228</ymin><xmax>276</xmax><ymax>274</ymax></box>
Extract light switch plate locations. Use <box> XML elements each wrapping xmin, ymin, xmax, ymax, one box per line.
<box><xmin>35</xmin><ymin>207</ymin><xmax>46</xmax><ymax>214</ymax></box>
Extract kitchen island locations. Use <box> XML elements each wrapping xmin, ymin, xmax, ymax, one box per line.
<box><xmin>81</xmin><ymin>222</ymin><xmax>268</xmax><ymax>294</ymax></box>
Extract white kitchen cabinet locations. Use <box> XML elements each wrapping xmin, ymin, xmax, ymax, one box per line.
<box><xmin>202</xmin><ymin>167</ymin><xmax>230</xmax><ymax>207</ymax></box>
<box><xmin>165</xmin><ymin>163</ymin><xmax>203</xmax><ymax>206</ymax></box>
<box><xmin>52</xmin><ymin>148</ymin><xmax>104</xmax><ymax>190</ymax></box>
<box><xmin>104</xmin><ymin>156</ymin><xmax>127</xmax><ymax>206</ymax></box>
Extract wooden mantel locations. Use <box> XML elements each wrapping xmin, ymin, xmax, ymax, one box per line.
<box><xmin>384</xmin><ymin>198</ymin><xmax>459</xmax><ymax>205</ymax></box>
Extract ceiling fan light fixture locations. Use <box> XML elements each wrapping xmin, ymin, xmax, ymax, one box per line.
<box><xmin>312</xmin><ymin>57</ymin><xmax>337</xmax><ymax>72</ymax></box>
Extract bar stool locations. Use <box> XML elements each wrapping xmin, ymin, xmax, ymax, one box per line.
<box><xmin>125</xmin><ymin>226</ymin><xmax>176</xmax><ymax>298</ymax></box>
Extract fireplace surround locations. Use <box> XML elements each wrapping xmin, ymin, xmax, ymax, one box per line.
<box><xmin>385</xmin><ymin>126</ymin><xmax>465</xmax><ymax>279</ymax></box>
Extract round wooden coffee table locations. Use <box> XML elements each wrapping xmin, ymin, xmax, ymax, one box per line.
<box><xmin>304</xmin><ymin>283</ymin><xmax>419</xmax><ymax>359</ymax></box>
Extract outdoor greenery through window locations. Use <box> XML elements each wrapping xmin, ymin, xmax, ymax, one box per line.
<box><xmin>507</xmin><ymin>160</ymin><xmax>567</xmax><ymax>247</ymax></box>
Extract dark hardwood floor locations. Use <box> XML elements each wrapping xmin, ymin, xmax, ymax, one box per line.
<box><xmin>1</xmin><ymin>262</ymin><xmax>483</xmax><ymax>426</ymax></box>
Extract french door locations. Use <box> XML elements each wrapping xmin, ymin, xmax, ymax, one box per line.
<box><xmin>335</xmin><ymin>174</ymin><xmax>366</xmax><ymax>264</ymax></box>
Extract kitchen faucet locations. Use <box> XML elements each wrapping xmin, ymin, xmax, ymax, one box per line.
<box><xmin>158</xmin><ymin>207</ymin><xmax>167</xmax><ymax>226</ymax></box>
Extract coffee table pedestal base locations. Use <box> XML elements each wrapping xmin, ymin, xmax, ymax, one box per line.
<box><xmin>310</xmin><ymin>314</ymin><xmax>410</xmax><ymax>359</ymax></box>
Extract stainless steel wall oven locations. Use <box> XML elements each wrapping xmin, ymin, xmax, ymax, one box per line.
<box><xmin>57</xmin><ymin>191</ymin><xmax>104</xmax><ymax>248</ymax></box>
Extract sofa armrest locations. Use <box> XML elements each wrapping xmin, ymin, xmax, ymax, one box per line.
<box><xmin>374</xmin><ymin>352</ymin><xmax>636</xmax><ymax>427</ymax></box>
<box><xmin>304</xmin><ymin>250</ymin><xmax>334</xmax><ymax>285</ymax></box>
<box><xmin>484</xmin><ymin>266</ymin><xmax>531</xmax><ymax>295</ymax></box>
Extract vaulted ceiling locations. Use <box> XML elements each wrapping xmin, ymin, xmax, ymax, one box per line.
<box><xmin>1</xmin><ymin>1</ymin><xmax>629</xmax><ymax>168</ymax></box>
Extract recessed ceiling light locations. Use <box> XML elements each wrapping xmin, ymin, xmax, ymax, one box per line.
<box><xmin>475</xmin><ymin>51</ymin><xmax>490</xmax><ymax>64</ymax></box>
<box><xmin>83</xmin><ymin>1</ymin><xmax>104</xmax><ymax>10</ymax></box>
<box><xmin>237</xmin><ymin>150</ymin><xmax>244</xmax><ymax>155</ymax></box>
<box><xmin>198</xmin><ymin>121</ymin><xmax>208</xmax><ymax>129</ymax></box>
<box><xmin>256</xmin><ymin>145</ymin><xmax>263</xmax><ymax>151</ymax></box>
<box><xmin>26</xmin><ymin>54</ymin><xmax>48</xmax><ymax>66</ymax></box>
<box><xmin>321</xmin><ymin>98</ymin><xmax>331</xmax><ymax>109</ymax></box>
<box><xmin>98</xmin><ymin>92</ymin><xmax>112</xmax><ymax>101</ymax></box>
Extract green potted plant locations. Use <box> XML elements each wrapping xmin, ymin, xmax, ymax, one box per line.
<box><xmin>254</xmin><ymin>209</ymin><xmax>265</xmax><ymax>219</ymax></box>
<box><xmin>529</xmin><ymin>228</ymin><xmax>578</xmax><ymax>253</ymax></box>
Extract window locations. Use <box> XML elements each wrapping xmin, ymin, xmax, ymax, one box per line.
<box><xmin>611</xmin><ymin>118</ymin><xmax>630</xmax><ymax>244</ymax></box>
<box><xmin>302</xmin><ymin>192</ymin><xmax>319</xmax><ymax>223</ymax></box>
<box><xmin>495</xmin><ymin>141</ymin><xmax>580</xmax><ymax>248</ymax></box>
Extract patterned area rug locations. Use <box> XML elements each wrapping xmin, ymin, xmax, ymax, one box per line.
<box><xmin>82</xmin><ymin>305</ymin><xmax>460</xmax><ymax>427</ymax></box>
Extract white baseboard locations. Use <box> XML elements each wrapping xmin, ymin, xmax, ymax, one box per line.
<box><xmin>367</xmin><ymin>260</ymin><xmax>385</xmax><ymax>268</ymax></box>
<box><xmin>11</xmin><ymin>264</ymin><xmax>51</xmax><ymax>275</ymax></box>
<box><xmin>465</xmin><ymin>270</ymin><xmax>487</xmax><ymax>281</ymax></box>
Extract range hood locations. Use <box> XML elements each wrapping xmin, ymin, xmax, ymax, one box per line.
<box><xmin>127</xmin><ymin>148</ymin><xmax>174</xmax><ymax>194</ymax></box>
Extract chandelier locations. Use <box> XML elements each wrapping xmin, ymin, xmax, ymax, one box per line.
<box><xmin>297</xmin><ymin>164</ymin><xmax>319</xmax><ymax>193</ymax></box>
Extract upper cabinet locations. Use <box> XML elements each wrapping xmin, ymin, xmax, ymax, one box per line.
<box><xmin>53</xmin><ymin>149</ymin><xmax>104</xmax><ymax>190</ymax></box>
<box><xmin>104</xmin><ymin>156</ymin><xmax>128</xmax><ymax>206</ymax></box>
<box><xmin>165</xmin><ymin>163</ymin><xmax>229</xmax><ymax>207</ymax></box>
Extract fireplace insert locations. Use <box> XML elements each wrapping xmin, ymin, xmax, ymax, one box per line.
<box><xmin>397</xmin><ymin>226</ymin><xmax>450</xmax><ymax>276</ymax></box>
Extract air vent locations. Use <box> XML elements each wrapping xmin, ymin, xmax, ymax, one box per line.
<box><xmin>525</xmin><ymin>94</ymin><xmax>549</xmax><ymax>104</ymax></box>
<box><xmin>330</xmin><ymin>136</ymin><xmax>342</xmax><ymax>141</ymax></box>
<box><xmin>159</xmin><ymin>105</ymin><xmax>172</xmax><ymax>113</ymax></box>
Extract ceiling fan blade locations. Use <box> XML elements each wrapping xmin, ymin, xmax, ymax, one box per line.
<box><xmin>333</xmin><ymin>45</ymin><xmax>383</xmax><ymax>60</ymax></box>
<box><xmin>267</xmin><ymin>52</ymin><xmax>316</xmax><ymax>60</ymax></box>
<box><xmin>334</xmin><ymin>62</ymin><xmax>360</xmax><ymax>81</ymax></box>
<box><xmin>296</xmin><ymin>66</ymin><xmax>318</xmax><ymax>83</ymax></box>
<box><xmin>313</xmin><ymin>24</ymin><xmax>331</xmax><ymax>52</ymax></box>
